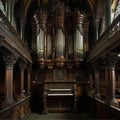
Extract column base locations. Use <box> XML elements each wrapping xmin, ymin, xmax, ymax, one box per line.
<box><xmin>1</xmin><ymin>98</ymin><xmax>15</xmax><ymax>108</ymax></box>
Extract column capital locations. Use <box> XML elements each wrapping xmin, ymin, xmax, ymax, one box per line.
<box><xmin>26</xmin><ymin>64</ymin><xmax>32</xmax><ymax>73</ymax></box>
<box><xmin>92</xmin><ymin>61</ymin><xmax>101</xmax><ymax>71</ymax></box>
<box><xmin>18</xmin><ymin>60</ymin><xmax>27</xmax><ymax>72</ymax></box>
<box><xmin>102</xmin><ymin>52</ymin><xmax>118</xmax><ymax>68</ymax></box>
<box><xmin>3</xmin><ymin>54</ymin><xmax>18</xmax><ymax>69</ymax></box>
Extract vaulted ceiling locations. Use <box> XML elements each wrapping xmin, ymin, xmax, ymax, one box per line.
<box><xmin>22</xmin><ymin>0</ymin><xmax>97</xmax><ymax>19</ymax></box>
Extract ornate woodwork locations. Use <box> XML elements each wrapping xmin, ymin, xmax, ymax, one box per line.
<box><xmin>0</xmin><ymin>6</ymin><xmax>32</xmax><ymax>120</ymax></box>
<box><xmin>18</xmin><ymin>61</ymin><xmax>27</xmax><ymax>97</ymax></box>
<box><xmin>87</xmin><ymin>14</ymin><xmax>120</xmax><ymax>62</ymax></box>
<box><xmin>31</xmin><ymin>0</ymin><xmax>88</xmax><ymax>113</ymax></box>
<box><xmin>32</xmin><ymin>0</ymin><xmax>89</xmax><ymax>68</ymax></box>
<box><xmin>43</xmin><ymin>67</ymin><xmax>77</xmax><ymax>113</ymax></box>
<box><xmin>0</xmin><ymin>10</ymin><xmax>32</xmax><ymax>64</ymax></box>
<box><xmin>1</xmin><ymin>54</ymin><xmax>18</xmax><ymax>108</ymax></box>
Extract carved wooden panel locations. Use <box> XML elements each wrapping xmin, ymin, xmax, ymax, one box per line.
<box><xmin>53</xmin><ymin>68</ymin><xmax>67</xmax><ymax>81</ymax></box>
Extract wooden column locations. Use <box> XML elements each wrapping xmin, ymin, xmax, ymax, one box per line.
<box><xmin>27</xmin><ymin>65</ymin><xmax>32</xmax><ymax>95</ymax></box>
<box><xmin>104</xmin><ymin>53</ymin><xmax>119</xmax><ymax>106</ymax></box>
<box><xmin>89</xmin><ymin>72</ymin><xmax>93</xmax><ymax>92</ymax></box>
<box><xmin>73</xmin><ymin>83</ymin><xmax>77</xmax><ymax>112</ymax></box>
<box><xmin>93</xmin><ymin>62</ymin><xmax>101</xmax><ymax>99</ymax></box>
<box><xmin>42</xmin><ymin>84</ymin><xmax>48</xmax><ymax>114</ymax></box>
<box><xmin>19</xmin><ymin>61</ymin><xmax>26</xmax><ymax>97</ymax></box>
<box><xmin>88</xmin><ymin>66</ymin><xmax>94</xmax><ymax>93</ymax></box>
<box><xmin>2</xmin><ymin>54</ymin><xmax>17</xmax><ymax>108</ymax></box>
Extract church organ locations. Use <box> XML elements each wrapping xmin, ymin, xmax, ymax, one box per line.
<box><xmin>33</xmin><ymin>1</ymin><xmax>89</xmax><ymax>63</ymax></box>
<box><xmin>32</xmin><ymin>1</ymin><xmax>89</xmax><ymax>113</ymax></box>
<box><xmin>1</xmin><ymin>0</ymin><xmax>120</xmax><ymax>119</ymax></box>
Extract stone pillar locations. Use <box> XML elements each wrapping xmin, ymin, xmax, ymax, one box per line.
<box><xmin>104</xmin><ymin>53</ymin><xmax>119</xmax><ymax>106</ymax></box>
<box><xmin>2</xmin><ymin>54</ymin><xmax>17</xmax><ymax>108</ymax></box>
<box><xmin>106</xmin><ymin>0</ymin><xmax>112</xmax><ymax>25</ymax></box>
<box><xmin>7</xmin><ymin>1</ymin><xmax>11</xmax><ymax>22</ymax></box>
<box><xmin>93</xmin><ymin>62</ymin><xmax>101</xmax><ymax>99</ymax></box>
<box><xmin>20</xmin><ymin>19</ymin><xmax>24</xmax><ymax>39</ymax></box>
<box><xmin>19</xmin><ymin>61</ymin><xmax>26</xmax><ymax>97</ymax></box>
<box><xmin>27</xmin><ymin>65</ymin><xmax>32</xmax><ymax>95</ymax></box>
<box><xmin>95</xmin><ymin>19</ymin><xmax>100</xmax><ymax>40</ymax></box>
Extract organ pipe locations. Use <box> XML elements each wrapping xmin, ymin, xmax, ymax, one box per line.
<box><xmin>32</xmin><ymin>1</ymin><xmax>88</xmax><ymax>62</ymax></box>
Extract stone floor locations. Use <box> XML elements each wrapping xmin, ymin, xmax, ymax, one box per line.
<box><xmin>28</xmin><ymin>113</ymin><xmax>95</xmax><ymax>120</ymax></box>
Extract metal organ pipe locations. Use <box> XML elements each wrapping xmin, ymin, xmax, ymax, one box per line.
<box><xmin>55</xmin><ymin>3</ymin><xmax>65</xmax><ymax>60</ymax></box>
<box><xmin>33</xmin><ymin>2</ymin><xmax>88</xmax><ymax>62</ymax></box>
<box><xmin>74</xmin><ymin>9</ymin><xmax>85</xmax><ymax>61</ymax></box>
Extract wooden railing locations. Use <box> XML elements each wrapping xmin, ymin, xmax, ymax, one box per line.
<box><xmin>88</xmin><ymin>96</ymin><xmax>120</xmax><ymax>119</ymax></box>
<box><xmin>0</xmin><ymin>96</ymin><xmax>31</xmax><ymax>120</ymax></box>
<box><xmin>87</xmin><ymin>14</ymin><xmax>120</xmax><ymax>62</ymax></box>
